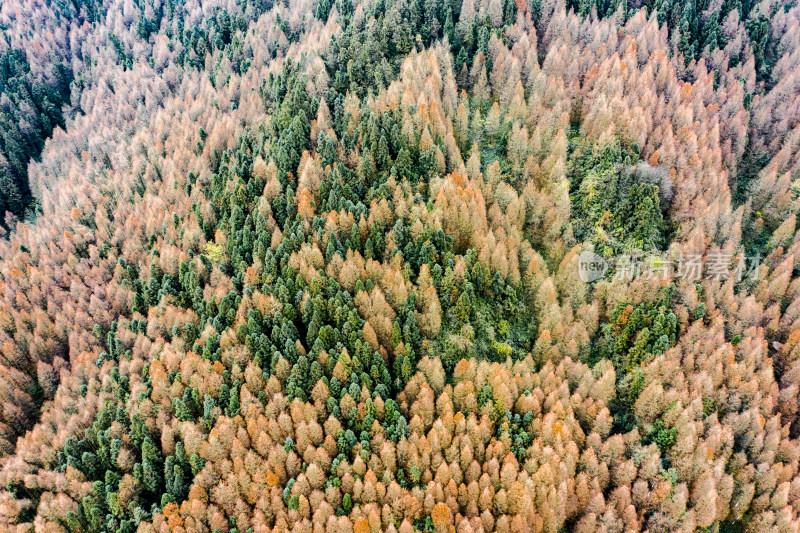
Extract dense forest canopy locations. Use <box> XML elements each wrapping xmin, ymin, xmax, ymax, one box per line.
<box><xmin>1</xmin><ymin>0</ymin><xmax>800</xmax><ymax>531</ymax></box>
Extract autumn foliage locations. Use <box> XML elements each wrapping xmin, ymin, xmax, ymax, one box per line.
<box><xmin>1</xmin><ymin>0</ymin><xmax>800</xmax><ymax>531</ymax></box>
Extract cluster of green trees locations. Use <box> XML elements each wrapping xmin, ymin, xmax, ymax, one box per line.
<box><xmin>170</xmin><ymin>3</ymin><xmax>272</xmax><ymax>77</ymax></box>
<box><xmin>569</xmin><ymin>0</ymin><xmax>779</xmax><ymax>83</ymax></box>
<box><xmin>568</xmin><ymin>139</ymin><xmax>672</xmax><ymax>256</ymax></box>
<box><xmin>593</xmin><ymin>285</ymin><xmax>678</xmax><ymax>437</ymax></box>
<box><xmin>0</xmin><ymin>48</ymin><xmax>72</xmax><ymax>222</ymax></box>
<box><xmin>56</xmin><ymin>328</ymin><xmax>201</xmax><ymax>532</ymax></box>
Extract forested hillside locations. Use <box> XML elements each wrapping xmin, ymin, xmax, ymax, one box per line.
<box><xmin>1</xmin><ymin>0</ymin><xmax>800</xmax><ymax>531</ymax></box>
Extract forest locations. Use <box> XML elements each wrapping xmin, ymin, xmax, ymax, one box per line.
<box><xmin>1</xmin><ymin>0</ymin><xmax>800</xmax><ymax>530</ymax></box>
